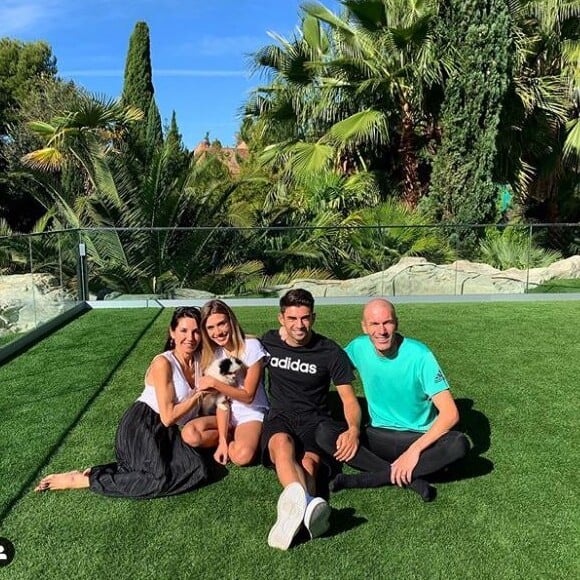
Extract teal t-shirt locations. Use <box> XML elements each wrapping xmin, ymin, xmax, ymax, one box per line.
<box><xmin>345</xmin><ymin>335</ymin><xmax>449</xmax><ymax>432</ymax></box>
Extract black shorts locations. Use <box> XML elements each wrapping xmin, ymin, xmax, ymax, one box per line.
<box><xmin>260</xmin><ymin>410</ymin><xmax>328</xmax><ymax>466</ymax></box>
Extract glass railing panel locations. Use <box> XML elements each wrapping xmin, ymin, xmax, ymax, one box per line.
<box><xmin>85</xmin><ymin>227</ymin><xmax>223</xmax><ymax>301</ymax></box>
<box><xmin>525</xmin><ymin>224</ymin><xmax>580</xmax><ymax>293</ymax></box>
<box><xmin>1</xmin><ymin>223</ymin><xmax>578</xmax><ymax>322</ymax></box>
<box><xmin>0</xmin><ymin>230</ymin><xmax>80</xmax><ymax>350</ymax></box>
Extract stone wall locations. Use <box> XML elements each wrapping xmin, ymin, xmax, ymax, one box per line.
<box><xmin>1</xmin><ymin>256</ymin><xmax>578</xmax><ymax>337</ymax></box>
<box><xmin>273</xmin><ymin>256</ymin><xmax>580</xmax><ymax>297</ymax></box>
<box><xmin>0</xmin><ymin>274</ymin><xmax>76</xmax><ymax>337</ymax></box>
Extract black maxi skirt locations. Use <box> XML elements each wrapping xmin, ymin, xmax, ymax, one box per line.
<box><xmin>89</xmin><ymin>401</ymin><xmax>208</xmax><ymax>499</ymax></box>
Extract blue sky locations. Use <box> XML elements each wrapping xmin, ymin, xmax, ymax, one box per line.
<box><xmin>0</xmin><ymin>0</ymin><xmax>340</xmax><ymax>149</ymax></box>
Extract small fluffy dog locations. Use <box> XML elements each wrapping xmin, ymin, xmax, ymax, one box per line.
<box><xmin>196</xmin><ymin>356</ymin><xmax>244</xmax><ymax>416</ymax></box>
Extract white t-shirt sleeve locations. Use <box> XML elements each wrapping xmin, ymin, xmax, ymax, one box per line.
<box><xmin>242</xmin><ymin>338</ymin><xmax>269</xmax><ymax>368</ymax></box>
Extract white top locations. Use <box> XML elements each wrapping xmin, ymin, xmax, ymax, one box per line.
<box><xmin>212</xmin><ymin>338</ymin><xmax>270</xmax><ymax>417</ymax></box>
<box><xmin>137</xmin><ymin>351</ymin><xmax>201</xmax><ymax>426</ymax></box>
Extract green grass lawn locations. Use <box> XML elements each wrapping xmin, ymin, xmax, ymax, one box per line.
<box><xmin>529</xmin><ymin>278</ymin><xmax>580</xmax><ymax>293</ymax></box>
<box><xmin>0</xmin><ymin>331</ymin><xmax>23</xmax><ymax>347</ymax></box>
<box><xmin>1</xmin><ymin>303</ymin><xmax>579</xmax><ymax>579</ymax></box>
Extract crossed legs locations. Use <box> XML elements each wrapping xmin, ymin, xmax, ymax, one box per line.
<box><xmin>365</xmin><ymin>426</ymin><xmax>470</xmax><ymax>478</ymax></box>
<box><xmin>315</xmin><ymin>421</ymin><xmax>469</xmax><ymax>500</ymax></box>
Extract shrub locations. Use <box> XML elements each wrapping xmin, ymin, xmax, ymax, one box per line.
<box><xmin>478</xmin><ymin>226</ymin><xmax>561</xmax><ymax>270</ymax></box>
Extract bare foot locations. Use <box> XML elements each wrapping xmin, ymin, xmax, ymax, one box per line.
<box><xmin>35</xmin><ymin>470</ymin><xmax>90</xmax><ymax>492</ymax></box>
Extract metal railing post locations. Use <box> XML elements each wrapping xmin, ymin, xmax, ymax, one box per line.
<box><xmin>77</xmin><ymin>241</ymin><xmax>89</xmax><ymax>302</ymax></box>
<box><xmin>524</xmin><ymin>224</ymin><xmax>533</xmax><ymax>293</ymax></box>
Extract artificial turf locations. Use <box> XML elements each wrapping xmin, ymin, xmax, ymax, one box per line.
<box><xmin>529</xmin><ymin>279</ymin><xmax>580</xmax><ymax>293</ymax></box>
<box><xmin>0</xmin><ymin>302</ymin><xmax>578</xmax><ymax>579</ymax></box>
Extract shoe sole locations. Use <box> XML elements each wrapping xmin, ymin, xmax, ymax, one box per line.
<box><xmin>267</xmin><ymin>483</ymin><xmax>306</xmax><ymax>550</ymax></box>
<box><xmin>304</xmin><ymin>498</ymin><xmax>331</xmax><ymax>539</ymax></box>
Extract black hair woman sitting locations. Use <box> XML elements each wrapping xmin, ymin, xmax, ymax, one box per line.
<box><xmin>35</xmin><ymin>307</ymin><xmax>208</xmax><ymax>498</ymax></box>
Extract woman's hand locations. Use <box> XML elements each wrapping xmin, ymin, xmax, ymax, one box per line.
<box><xmin>213</xmin><ymin>442</ymin><xmax>229</xmax><ymax>465</ymax></box>
<box><xmin>198</xmin><ymin>376</ymin><xmax>217</xmax><ymax>392</ymax></box>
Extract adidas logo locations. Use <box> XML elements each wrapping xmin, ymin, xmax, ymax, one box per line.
<box><xmin>434</xmin><ymin>370</ymin><xmax>446</xmax><ymax>383</ymax></box>
<box><xmin>270</xmin><ymin>356</ymin><xmax>317</xmax><ymax>374</ymax></box>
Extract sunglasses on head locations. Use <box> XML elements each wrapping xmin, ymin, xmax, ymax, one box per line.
<box><xmin>174</xmin><ymin>306</ymin><xmax>201</xmax><ymax>317</ymax></box>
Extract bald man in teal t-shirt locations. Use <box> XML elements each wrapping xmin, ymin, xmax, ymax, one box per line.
<box><xmin>346</xmin><ymin>334</ymin><xmax>448</xmax><ymax>432</ymax></box>
<box><xmin>315</xmin><ymin>299</ymin><xmax>469</xmax><ymax>500</ymax></box>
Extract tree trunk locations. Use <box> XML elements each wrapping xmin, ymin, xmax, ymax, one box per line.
<box><xmin>399</xmin><ymin>100</ymin><xmax>421</xmax><ymax>207</ymax></box>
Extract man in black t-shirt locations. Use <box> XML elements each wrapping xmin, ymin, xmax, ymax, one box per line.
<box><xmin>261</xmin><ymin>289</ymin><xmax>362</xmax><ymax>550</ymax></box>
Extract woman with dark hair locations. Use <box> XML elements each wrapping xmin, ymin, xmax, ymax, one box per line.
<box><xmin>181</xmin><ymin>299</ymin><xmax>269</xmax><ymax>466</ymax></box>
<box><xmin>35</xmin><ymin>307</ymin><xmax>208</xmax><ymax>498</ymax></box>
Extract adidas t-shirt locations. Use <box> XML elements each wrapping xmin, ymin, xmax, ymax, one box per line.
<box><xmin>262</xmin><ymin>330</ymin><xmax>354</xmax><ymax>416</ymax></box>
<box><xmin>345</xmin><ymin>335</ymin><xmax>449</xmax><ymax>432</ymax></box>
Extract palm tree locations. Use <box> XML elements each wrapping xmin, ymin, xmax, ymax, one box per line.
<box><xmin>246</xmin><ymin>0</ymin><xmax>447</xmax><ymax>206</ymax></box>
<box><xmin>22</xmin><ymin>94</ymin><xmax>143</xmax><ymax>210</ymax></box>
<box><xmin>85</xmin><ymin>151</ymin><xmax>239</xmax><ymax>294</ymax></box>
<box><xmin>309</xmin><ymin>0</ymin><xmax>447</xmax><ymax>204</ymax></box>
<box><xmin>496</xmin><ymin>0</ymin><xmax>580</xmax><ymax>228</ymax></box>
<box><xmin>19</xmin><ymin>94</ymin><xmax>259</xmax><ymax>295</ymax></box>
<box><xmin>236</xmin><ymin>169</ymin><xmax>388</xmax><ymax>279</ymax></box>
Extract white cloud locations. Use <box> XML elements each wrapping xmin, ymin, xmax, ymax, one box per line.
<box><xmin>0</xmin><ymin>2</ymin><xmax>45</xmax><ymax>35</ymax></box>
<box><xmin>0</xmin><ymin>0</ymin><xmax>68</xmax><ymax>36</ymax></box>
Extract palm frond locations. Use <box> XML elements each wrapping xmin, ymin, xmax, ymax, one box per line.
<box><xmin>302</xmin><ymin>2</ymin><xmax>356</xmax><ymax>38</ymax></box>
<box><xmin>287</xmin><ymin>141</ymin><xmax>335</xmax><ymax>175</ymax></box>
<box><xmin>563</xmin><ymin>115</ymin><xmax>580</xmax><ymax>165</ymax></box>
<box><xmin>21</xmin><ymin>148</ymin><xmax>64</xmax><ymax>171</ymax></box>
<box><xmin>324</xmin><ymin>109</ymin><xmax>389</xmax><ymax>147</ymax></box>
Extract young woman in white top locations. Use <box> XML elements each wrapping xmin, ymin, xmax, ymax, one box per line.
<box><xmin>35</xmin><ymin>307</ymin><xmax>208</xmax><ymax>497</ymax></box>
<box><xmin>182</xmin><ymin>299</ymin><xmax>269</xmax><ymax>466</ymax></box>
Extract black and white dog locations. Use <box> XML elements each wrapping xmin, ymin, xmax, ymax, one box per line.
<box><xmin>196</xmin><ymin>356</ymin><xmax>244</xmax><ymax>416</ymax></box>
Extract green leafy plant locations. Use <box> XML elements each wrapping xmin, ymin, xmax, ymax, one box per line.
<box><xmin>478</xmin><ymin>226</ymin><xmax>562</xmax><ymax>269</ymax></box>
<box><xmin>343</xmin><ymin>199</ymin><xmax>457</xmax><ymax>277</ymax></box>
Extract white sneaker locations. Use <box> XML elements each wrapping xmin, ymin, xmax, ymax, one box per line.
<box><xmin>267</xmin><ymin>482</ymin><xmax>307</xmax><ymax>550</ymax></box>
<box><xmin>304</xmin><ymin>497</ymin><xmax>331</xmax><ymax>539</ymax></box>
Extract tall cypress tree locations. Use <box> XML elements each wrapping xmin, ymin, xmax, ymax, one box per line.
<box><xmin>426</xmin><ymin>0</ymin><xmax>512</xmax><ymax>256</ymax></box>
<box><xmin>121</xmin><ymin>21</ymin><xmax>161</xmax><ymax>162</ymax></box>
